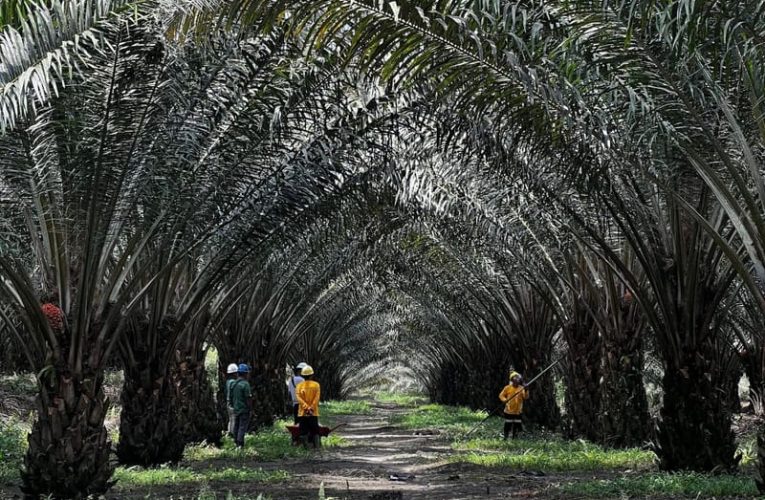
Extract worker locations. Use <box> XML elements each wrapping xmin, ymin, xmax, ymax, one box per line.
<box><xmin>231</xmin><ymin>363</ymin><xmax>253</xmax><ymax>448</ymax></box>
<box><xmin>224</xmin><ymin>363</ymin><xmax>239</xmax><ymax>437</ymax></box>
<box><xmin>296</xmin><ymin>365</ymin><xmax>321</xmax><ymax>448</ymax></box>
<box><xmin>499</xmin><ymin>371</ymin><xmax>528</xmax><ymax>439</ymax></box>
<box><xmin>287</xmin><ymin>362</ymin><xmax>307</xmax><ymax>424</ymax></box>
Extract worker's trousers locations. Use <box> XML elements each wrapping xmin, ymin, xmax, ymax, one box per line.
<box><xmin>299</xmin><ymin>415</ymin><xmax>320</xmax><ymax>447</ymax></box>
<box><xmin>503</xmin><ymin>412</ymin><xmax>522</xmax><ymax>439</ymax></box>
<box><xmin>227</xmin><ymin>406</ymin><xmax>236</xmax><ymax>436</ymax></box>
<box><xmin>233</xmin><ymin>411</ymin><xmax>251</xmax><ymax>447</ymax></box>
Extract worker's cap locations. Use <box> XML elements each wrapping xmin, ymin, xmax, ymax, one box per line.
<box><xmin>226</xmin><ymin>363</ymin><xmax>239</xmax><ymax>374</ymax></box>
<box><xmin>238</xmin><ymin>363</ymin><xmax>251</xmax><ymax>373</ymax></box>
<box><xmin>301</xmin><ymin>365</ymin><xmax>314</xmax><ymax>376</ymax></box>
<box><xmin>509</xmin><ymin>371</ymin><xmax>522</xmax><ymax>381</ymax></box>
<box><xmin>295</xmin><ymin>362</ymin><xmax>308</xmax><ymax>370</ymax></box>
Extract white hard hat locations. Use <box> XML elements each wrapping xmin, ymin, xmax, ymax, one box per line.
<box><xmin>296</xmin><ymin>362</ymin><xmax>308</xmax><ymax>369</ymax></box>
<box><xmin>226</xmin><ymin>363</ymin><xmax>239</xmax><ymax>374</ymax></box>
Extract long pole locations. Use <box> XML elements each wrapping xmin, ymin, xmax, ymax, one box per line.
<box><xmin>461</xmin><ymin>356</ymin><xmax>563</xmax><ymax>439</ymax></box>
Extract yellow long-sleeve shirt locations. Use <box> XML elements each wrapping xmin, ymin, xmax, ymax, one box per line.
<box><xmin>499</xmin><ymin>384</ymin><xmax>528</xmax><ymax>415</ymax></box>
<box><xmin>296</xmin><ymin>380</ymin><xmax>321</xmax><ymax>417</ymax></box>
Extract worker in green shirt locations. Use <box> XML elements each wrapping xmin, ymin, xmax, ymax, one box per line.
<box><xmin>225</xmin><ymin>363</ymin><xmax>239</xmax><ymax>437</ymax></box>
<box><xmin>231</xmin><ymin>363</ymin><xmax>253</xmax><ymax>448</ymax></box>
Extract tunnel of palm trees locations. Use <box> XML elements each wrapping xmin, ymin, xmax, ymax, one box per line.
<box><xmin>1</xmin><ymin>0</ymin><xmax>765</xmax><ymax>498</ymax></box>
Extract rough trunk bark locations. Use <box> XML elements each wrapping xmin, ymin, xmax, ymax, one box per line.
<box><xmin>562</xmin><ymin>320</ymin><xmax>603</xmax><ymax>442</ymax></box>
<box><xmin>510</xmin><ymin>349</ymin><xmax>560</xmax><ymax>430</ymax></box>
<box><xmin>599</xmin><ymin>317</ymin><xmax>650</xmax><ymax>447</ymax></box>
<box><xmin>249</xmin><ymin>361</ymin><xmax>288</xmax><ymax>429</ymax></box>
<box><xmin>116</xmin><ymin>363</ymin><xmax>184</xmax><ymax>466</ymax></box>
<box><xmin>22</xmin><ymin>369</ymin><xmax>114</xmax><ymax>498</ymax></box>
<box><xmin>433</xmin><ymin>359</ymin><xmax>497</xmax><ymax>410</ymax></box>
<box><xmin>757</xmin><ymin>421</ymin><xmax>765</xmax><ymax>493</ymax></box>
<box><xmin>314</xmin><ymin>364</ymin><xmax>345</xmax><ymax>401</ymax></box>
<box><xmin>657</xmin><ymin>344</ymin><xmax>739</xmax><ymax>472</ymax></box>
<box><xmin>172</xmin><ymin>347</ymin><xmax>222</xmax><ymax>446</ymax></box>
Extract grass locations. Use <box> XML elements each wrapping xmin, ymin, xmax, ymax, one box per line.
<box><xmin>322</xmin><ymin>399</ymin><xmax>372</xmax><ymax>416</ymax></box>
<box><xmin>560</xmin><ymin>472</ymin><xmax>758</xmax><ymax>497</ymax></box>
<box><xmin>194</xmin><ymin>488</ymin><xmax>270</xmax><ymax>500</ymax></box>
<box><xmin>184</xmin><ymin>419</ymin><xmax>348</xmax><ymax>463</ymax></box>
<box><xmin>453</xmin><ymin>436</ymin><xmax>654</xmax><ymax>471</ymax></box>
<box><xmin>373</xmin><ymin>391</ymin><xmax>427</xmax><ymax>407</ymax></box>
<box><xmin>390</xmin><ymin>403</ymin><xmax>495</xmax><ymax>436</ymax></box>
<box><xmin>114</xmin><ymin>465</ymin><xmax>288</xmax><ymax>487</ymax></box>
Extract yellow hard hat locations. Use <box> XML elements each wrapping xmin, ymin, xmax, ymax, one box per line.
<box><xmin>509</xmin><ymin>371</ymin><xmax>521</xmax><ymax>381</ymax></box>
<box><xmin>301</xmin><ymin>365</ymin><xmax>314</xmax><ymax>376</ymax></box>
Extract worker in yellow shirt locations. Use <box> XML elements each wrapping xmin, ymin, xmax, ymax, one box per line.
<box><xmin>296</xmin><ymin>365</ymin><xmax>321</xmax><ymax>448</ymax></box>
<box><xmin>499</xmin><ymin>371</ymin><xmax>528</xmax><ymax>439</ymax></box>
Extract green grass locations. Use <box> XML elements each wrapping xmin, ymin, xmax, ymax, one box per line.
<box><xmin>453</xmin><ymin>436</ymin><xmax>654</xmax><ymax>471</ymax></box>
<box><xmin>114</xmin><ymin>465</ymin><xmax>288</xmax><ymax>487</ymax></box>
<box><xmin>374</xmin><ymin>391</ymin><xmax>427</xmax><ymax>407</ymax></box>
<box><xmin>560</xmin><ymin>472</ymin><xmax>757</xmax><ymax>497</ymax></box>
<box><xmin>322</xmin><ymin>399</ymin><xmax>371</xmax><ymax>416</ymax></box>
<box><xmin>184</xmin><ymin>419</ymin><xmax>348</xmax><ymax>462</ymax></box>
<box><xmin>390</xmin><ymin>403</ymin><xmax>495</xmax><ymax>436</ymax></box>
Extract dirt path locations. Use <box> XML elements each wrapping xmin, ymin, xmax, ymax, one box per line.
<box><xmin>236</xmin><ymin>402</ymin><xmax>552</xmax><ymax>499</ymax></box>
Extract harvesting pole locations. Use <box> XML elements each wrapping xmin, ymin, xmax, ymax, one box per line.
<box><xmin>461</xmin><ymin>356</ymin><xmax>563</xmax><ymax>439</ymax></box>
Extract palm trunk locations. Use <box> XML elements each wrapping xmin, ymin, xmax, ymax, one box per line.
<box><xmin>756</xmin><ymin>422</ymin><xmax>765</xmax><ymax>493</ymax></box>
<box><xmin>562</xmin><ymin>319</ymin><xmax>603</xmax><ymax>442</ymax></box>
<box><xmin>172</xmin><ymin>346</ymin><xmax>222</xmax><ymax>445</ymax></box>
<box><xmin>22</xmin><ymin>368</ymin><xmax>113</xmax><ymax>498</ymax></box>
<box><xmin>599</xmin><ymin>315</ymin><xmax>649</xmax><ymax>447</ymax></box>
<box><xmin>433</xmin><ymin>358</ymin><xmax>502</xmax><ymax>411</ymax></box>
<box><xmin>316</xmin><ymin>365</ymin><xmax>344</xmax><ymax>401</ymax></box>
<box><xmin>657</xmin><ymin>343</ymin><xmax>739</xmax><ymax>471</ymax></box>
<box><xmin>249</xmin><ymin>361</ymin><xmax>287</xmax><ymax>429</ymax></box>
<box><xmin>510</xmin><ymin>348</ymin><xmax>560</xmax><ymax>430</ymax></box>
<box><xmin>116</xmin><ymin>363</ymin><xmax>184</xmax><ymax>466</ymax></box>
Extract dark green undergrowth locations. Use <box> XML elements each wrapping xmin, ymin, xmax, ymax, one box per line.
<box><xmin>560</xmin><ymin>472</ymin><xmax>757</xmax><ymax>498</ymax></box>
<box><xmin>0</xmin><ymin>373</ymin><xmax>37</xmax><ymax>394</ymax></box>
<box><xmin>0</xmin><ymin>418</ymin><xmax>27</xmax><ymax>483</ymax></box>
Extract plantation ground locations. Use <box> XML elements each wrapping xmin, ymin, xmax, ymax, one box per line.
<box><xmin>0</xmin><ymin>379</ymin><xmax>762</xmax><ymax>499</ymax></box>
